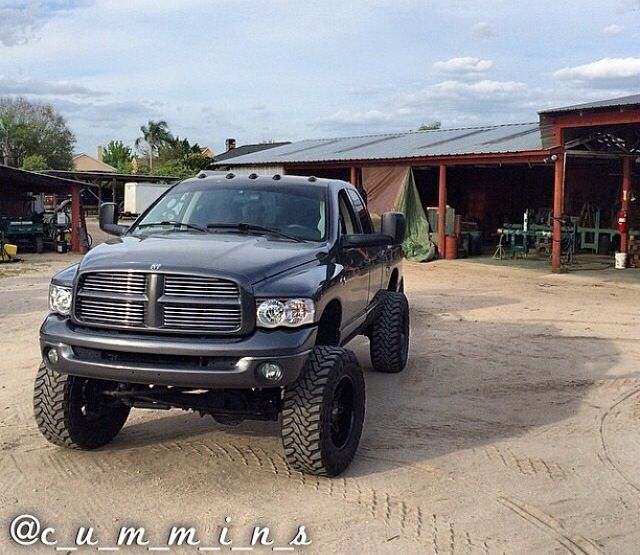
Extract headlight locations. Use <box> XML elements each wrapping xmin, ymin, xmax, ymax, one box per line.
<box><xmin>49</xmin><ymin>284</ymin><xmax>72</xmax><ymax>316</ymax></box>
<box><xmin>256</xmin><ymin>298</ymin><xmax>315</xmax><ymax>328</ymax></box>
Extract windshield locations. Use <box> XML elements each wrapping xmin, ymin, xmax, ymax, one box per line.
<box><xmin>130</xmin><ymin>183</ymin><xmax>328</xmax><ymax>242</ymax></box>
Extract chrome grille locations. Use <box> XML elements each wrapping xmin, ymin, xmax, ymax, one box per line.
<box><xmin>164</xmin><ymin>275</ymin><xmax>239</xmax><ymax>298</ymax></box>
<box><xmin>76</xmin><ymin>298</ymin><xmax>145</xmax><ymax>327</ymax></box>
<box><xmin>81</xmin><ymin>272</ymin><xmax>147</xmax><ymax>295</ymax></box>
<box><xmin>163</xmin><ymin>305</ymin><xmax>242</xmax><ymax>332</ymax></box>
<box><xmin>74</xmin><ymin>271</ymin><xmax>243</xmax><ymax>334</ymax></box>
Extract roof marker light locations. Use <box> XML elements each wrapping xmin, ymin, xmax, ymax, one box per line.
<box><xmin>226</xmin><ymin>173</ymin><xmax>235</xmax><ymax>179</ymax></box>
<box><xmin>272</xmin><ymin>174</ymin><xmax>281</xmax><ymax>180</ymax></box>
<box><xmin>248</xmin><ymin>173</ymin><xmax>258</xmax><ymax>179</ymax></box>
<box><xmin>308</xmin><ymin>176</ymin><xmax>317</xmax><ymax>182</ymax></box>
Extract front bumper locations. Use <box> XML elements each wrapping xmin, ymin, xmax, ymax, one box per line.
<box><xmin>40</xmin><ymin>315</ymin><xmax>316</xmax><ymax>388</ymax></box>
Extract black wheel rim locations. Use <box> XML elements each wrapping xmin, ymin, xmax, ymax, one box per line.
<box><xmin>330</xmin><ymin>376</ymin><xmax>355</xmax><ymax>449</ymax></box>
<box><xmin>78</xmin><ymin>379</ymin><xmax>120</xmax><ymax>423</ymax></box>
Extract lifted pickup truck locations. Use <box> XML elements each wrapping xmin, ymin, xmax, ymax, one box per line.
<box><xmin>35</xmin><ymin>173</ymin><xmax>409</xmax><ymax>476</ymax></box>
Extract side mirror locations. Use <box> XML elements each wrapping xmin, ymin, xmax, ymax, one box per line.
<box><xmin>99</xmin><ymin>202</ymin><xmax>128</xmax><ymax>236</ymax></box>
<box><xmin>340</xmin><ymin>233</ymin><xmax>393</xmax><ymax>249</ymax></box>
<box><xmin>381</xmin><ymin>212</ymin><xmax>406</xmax><ymax>245</ymax></box>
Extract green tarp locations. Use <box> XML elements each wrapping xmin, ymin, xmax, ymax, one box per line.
<box><xmin>396</xmin><ymin>170</ymin><xmax>436</xmax><ymax>262</ymax></box>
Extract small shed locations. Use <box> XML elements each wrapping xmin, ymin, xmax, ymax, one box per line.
<box><xmin>0</xmin><ymin>165</ymin><xmax>88</xmax><ymax>253</ymax></box>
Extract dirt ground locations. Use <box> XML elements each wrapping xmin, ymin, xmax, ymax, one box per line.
<box><xmin>2</xmin><ymin>248</ymin><xmax>640</xmax><ymax>554</ymax></box>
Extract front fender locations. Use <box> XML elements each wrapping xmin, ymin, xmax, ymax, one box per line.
<box><xmin>51</xmin><ymin>263</ymin><xmax>79</xmax><ymax>287</ymax></box>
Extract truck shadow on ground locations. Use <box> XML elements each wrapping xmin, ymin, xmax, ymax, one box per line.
<box><xmin>107</xmin><ymin>289</ymin><xmax>624</xmax><ymax>480</ymax></box>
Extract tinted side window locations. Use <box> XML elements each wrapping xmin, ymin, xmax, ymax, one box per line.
<box><xmin>347</xmin><ymin>189</ymin><xmax>373</xmax><ymax>233</ymax></box>
<box><xmin>338</xmin><ymin>192</ymin><xmax>358</xmax><ymax>235</ymax></box>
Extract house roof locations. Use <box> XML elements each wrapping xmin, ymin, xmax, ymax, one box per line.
<box><xmin>215</xmin><ymin>123</ymin><xmax>543</xmax><ymax>166</ymax></box>
<box><xmin>72</xmin><ymin>152</ymin><xmax>117</xmax><ymax>172</ymax></box>
<box><xmin>539</xmin><ymin>94</ymin><xmax>640</xmax><ymax>115</ymax></box>
<box><xmin>214</xmin><ymin>141</ymin><xmax>291</xmax><ymax>163</ymax></box>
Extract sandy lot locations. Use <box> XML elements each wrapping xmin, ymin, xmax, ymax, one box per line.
<box><xmin>2</xmin><ymin>251</ymin><xmax>640</xmax><ymax>554</ymax></box>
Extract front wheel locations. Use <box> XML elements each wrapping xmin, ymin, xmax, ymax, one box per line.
<box><xmin>33</xmin><ymin>363</ymin><xmax>130</xmax><ymax>449</ymax></box>
<box><xmin>282</xmin><ymin>346</ymin><xmax>365</xmax><ymax>476</ymax></box>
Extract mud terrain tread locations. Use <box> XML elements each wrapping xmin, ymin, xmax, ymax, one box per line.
<box><xmin>282</xmin><ymin>346</ymin><xmax>363</xmax><ymax>476</ymax></box>
<box><xmin>370</xmin><ymin>291</ymin><xmax>409</xmax><ymax>373</ymax></box>
<box><xmin>33</xmin><ymin>363</ymin><xmax>129</xmax><ymax>449</ymax></box>
<box><xmin>33</xmin><ymin>363</ymin><xmax>77</xmax><ymax>448</ymax></box>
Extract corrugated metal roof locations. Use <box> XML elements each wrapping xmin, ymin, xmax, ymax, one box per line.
<box><xmin>215</xmin><ymin>123</ymin><xmax>543</xmax><ymax>166</ymax></box>
<box><xmin>540</xmin><ymin>94</ymin><xmax>640</xmax><ymax>115</ymax></box>
<box><xmin>214</xmin><ymin>141</ymin><xmax>291</xmax><ymax>162</ymax></box>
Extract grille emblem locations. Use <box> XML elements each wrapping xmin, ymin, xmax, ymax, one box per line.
<box><xmin>150</xmin><ymin>263</ymin><xmax>162</xmax><ymax>270</ymax></box>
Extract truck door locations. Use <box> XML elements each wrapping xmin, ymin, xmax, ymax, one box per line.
<box><xmin>346</xmin><ymin>188</ymin><xmax>385</xmax><ymax>298</ymax></box>
<box><xmin>338</xmin><ymin>191</ymin><xmax>370</xmax><ymax>332</ymax></box>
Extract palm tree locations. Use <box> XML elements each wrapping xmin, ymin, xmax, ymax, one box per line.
<box><xmin>135</xmin><ymin>120</ymin><xmax>172</xmax><ymax>171</ymax></box>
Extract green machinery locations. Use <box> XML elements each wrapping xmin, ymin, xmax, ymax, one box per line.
<box><xmin>0</xmin><ymin>196</ymin><xmax>45</xmax><ymax>253</ymax></box>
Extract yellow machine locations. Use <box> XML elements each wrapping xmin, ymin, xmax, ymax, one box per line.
<box><xmin>1</xmin><ymin>238</ymin><xmax>18</xmax><ymax>262</ymax></box>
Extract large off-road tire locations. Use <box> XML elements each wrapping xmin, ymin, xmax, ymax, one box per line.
<box><xmin>370</xmin><ymin>291</ymin><xmax>410</xmax><ymax>373</ymax></box>
<box><xmin>282</xmin><ymin>346</ymin><xmax>365</xmax><ymax>476</ymax></box>
<box><xmin>33</xmin><ymin>363</ymin><xmax>130</xmax><ymax>449</ymax></box>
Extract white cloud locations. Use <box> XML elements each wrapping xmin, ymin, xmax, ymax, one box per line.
<box><xmin>602</xmin><ymin>24</ymin><xmax>624</xmax><ymax>36</ymax></box>
<box><xmin>0</xmin><ymin>76</ymin><xmax>103</xmax><ymax>97</ymax></box>
<box><xmin>348</xmin><ymin>84</ymin><xmax>393</xmax><ymax>96</ymax></box>
<box><xmin>321</xmin><ymin>109</ymin><xmax>396</xmax><ymax>126</ymax></box>
<box><xmin>400</xmin><ymin>80</ymin><xmax>528</xmax><ymax>106</ymax></box>
<box><xmin>433</xmin><ymin>57</ymin><xmax>494</xmax><ymax>75</ymax></box>
<box><xmin>472</xmin><ymin>22</ymin><xmax>497</xmax><ymax>38</ymax></box>
<box><xmin>554</xmin><ymin>57</ymin><xmax>640</xmax><ymax>80</ymax></box>
<box><xmin>0</xmin><ymin>5</ymin><xmax>39</xmax><ymax>46</ymax></box>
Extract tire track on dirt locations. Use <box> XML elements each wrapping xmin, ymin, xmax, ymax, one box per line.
<box><xmin>15</xmin><ymin>434</ymin><xmax>498</xmax><ymax>552</ymax></box>
<box><xmin>599</xmin><ymin>385</ymin><xmax>640</xmax><ymax>496</ymax></box>
<box><xmin>149</xmin><ymin>437</ymin><xmax>498</xmax><ymax>552</ymax></box>
<box><xmin>498</xmin><ymin>496</ymin><xmax>604</xmax><ymax>554</ymax></box>
<box><xmin>484</xmin><ymin>446</ymin><xmax>567</xmax><ymax>481</ymax></box>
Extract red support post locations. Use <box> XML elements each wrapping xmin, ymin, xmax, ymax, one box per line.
<box><xmin>350</xmin><ymin>166</ymin><xmax>357</xmax><ymax>186</ymax></box>
<box><xmin>551</xmin><ymin>155</ymin><xmax>565</xmax><ymax>273</ymax></box>
<box><xmin>620</xmin><ymin>156</ymin><xmax>632</xmax><ymax>253</ymax></box>
<box><xmin>70</xmin><ymin>185</ymin><xmax>82</xmax><ymax>254</ymax></box>
<box><xmin>438</xmin><ymin>164</ymin><xmax>447</xmax><ymax>259</ymax></box>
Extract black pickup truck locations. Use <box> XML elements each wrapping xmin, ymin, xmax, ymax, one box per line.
<box><xmin>35</xmin><ymin>173</ymin><xmax>409</xmax><ymax>476</ymax></box>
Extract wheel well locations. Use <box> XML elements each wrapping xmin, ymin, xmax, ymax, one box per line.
<box><xmin>388</xmin><ymin>269</ymin><xmax>399</xmax><ymax>291</ymax></box>
<box><xmin>315</xmin><ymin>300</ymin><xmax>342</xmax><ymax>346</ymax></box>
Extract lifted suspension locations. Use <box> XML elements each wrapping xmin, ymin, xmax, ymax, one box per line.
<box><xmin>104</xmin><ymin>385</ymin><xmax>282</xmax><ymax>422</ymax></box>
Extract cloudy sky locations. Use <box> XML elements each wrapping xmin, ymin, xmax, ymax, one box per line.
<box><xmin>1</xmin><ymin>0</ymin><xmax>639</xmax><ymax>155</ymax></box>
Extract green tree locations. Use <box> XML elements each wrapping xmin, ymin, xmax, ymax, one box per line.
<box><xmin>158</xmin><ymin>136</ymin><xmax>212</xmax><ymax>173</ymax></box>
<box><xmin>103</xmin><ymin>140</ymin><xmax>133</xmax><ymax>169</ymax></box>
<box><xmin>0</xmin><ymin>111</ymin><xmax>22</xmax><ymax>166</ymax></box>
<box><xmin>156</xmin><ymin>159</ymin><xmax>197</xmax><ymax>179</ymax></box>
<box><xmin>0</xmin><ymin>97</ymin><xmax>75</xmax><ymax>169</ymax></box>
<box><xmin>135</xmin><ymin>120</ymin><xmax>173</xmax><ymax>171</ymax></box>
<box><xmin>22</xmin><ymin>154</ymin><xmax>48</xmax><ymax>171</ymax></box>
<box><xmin>418</xmin><ymin>121</ymin><xmax>442</xmax><ymax>131</ymax></box>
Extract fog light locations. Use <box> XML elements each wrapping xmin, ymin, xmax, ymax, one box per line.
<box><xmin>46</xmin><ymin>348</ymin><xmax>59</xmax><ymax>366</ymax></box>
<box><xmin>258</xmin><ymin>362</ymin><xmax>283</xmax><ymax>382</ymax></box>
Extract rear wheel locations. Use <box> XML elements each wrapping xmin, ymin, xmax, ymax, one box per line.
<box><xmin>282</xmin><ymin>346</ymin><xmax>365</xmax><ymax>476</ymax></box>
<box><xmin>370</xmin><ymin>291</ymin><xmax>410</xmax><ymax>373</ymax></box>
<box><xmin>33</xmin><ymin>363</ymin><xmax>130</xmax><ymax>449</ymax></box>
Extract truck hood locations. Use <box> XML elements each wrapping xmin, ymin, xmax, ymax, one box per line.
<box><xmin>80</xmin><ymin>233</ymin><xmax>326</xmax><ymax>285</ymax></box>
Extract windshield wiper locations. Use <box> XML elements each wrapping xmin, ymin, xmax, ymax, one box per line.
<box><xmin>206</xmin><ymin>223</ymin><xmax>304</xmax><ymax>242</ymax></box>
<box><xmin>137</xmin><ymin>221</ymin><xmax>206</xmax><ymax>232</ymax></box>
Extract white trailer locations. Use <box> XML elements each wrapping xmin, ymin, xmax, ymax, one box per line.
<box><xmin>123</xmin><ymin>182</ymin><xmax>173</xmax><ymax>215</ymax></box>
